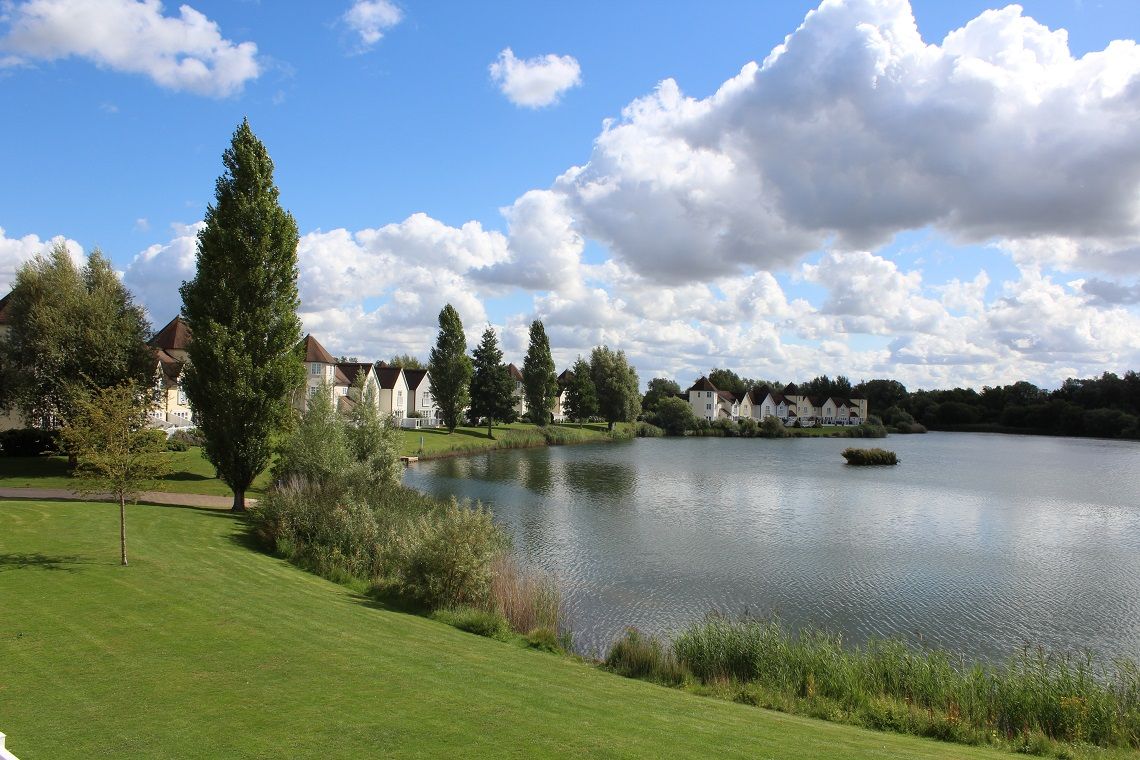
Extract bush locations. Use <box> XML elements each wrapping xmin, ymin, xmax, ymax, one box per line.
<box><xmin>525</xmin><ymin>626</ymin><xmax>564</xmax><ymax>654</ymax></box>
<box><xmin>605</xmin><ymin>628</ymin><xmax>688</xmax><ymax>685</ymax></box>
<box><xmin>432</xmin><ymin>606</ymin><xmax>511</xmax><ymax>640</ymax></box>
<box><xmin>759</xmin><ymin>416</ymin><xmax>787</xmax><ymax>438</ymax></box>
<box><xmin>654</xmin><ymin>396</ymin><xmax>697</xmax><ymax>436</ymax></box>
<box><xmin>0</xmin><ymin>427</ymin><xmax>58</xmax><ymax>456</ymax></box>
<box><xmin>166</xmin><ymin>437</ymin><xmax>190</xmax><ymax>451</ymax></box>
<box><xmin>169</xmin><ymin>428</ymin><xmax>205</xmax><ymax>447</ymax></box>
<box><xmin>841</xmin><ymin>447</ymin><xmax>898</xmax><ymax>465</ymax></box>
<box><xmin>633</xmin><ymin>421</ymin><xmax>664</xmax><ymax>438</ymax></box>
<box><xmin>849</xmin><ymin>422</ymin><xmax>888</xmax><ymax>438</ymax></box>
<box><xmin>386</xmin><ymin>499</ymin><xmax>509</xmax><ymax>609</ymax></box>
<box><xmin>710</xmin><ymin>417</ymin><xmax>738</xmax><ymax>437</ymax></box>
<box><xmin>737</xmin><ymin>417</ymin><xmax>759</xmax><ymax>437</ymax></box>
<box><xmin>490</xmin><ymin>554</ymin><xmax>563</xmax><ymax>635</ymax></box>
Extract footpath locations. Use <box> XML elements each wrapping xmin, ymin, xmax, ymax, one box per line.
<box><xmin>0</xmin><ymin>488</ymin><xmax>250</xmax><ymax>509</ymax></box>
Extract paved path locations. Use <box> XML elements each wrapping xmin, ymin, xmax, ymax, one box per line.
<box><xmin>0</xmin><ymin>487</ymin><xmax>254</xmax><ymax>510</ymax></box>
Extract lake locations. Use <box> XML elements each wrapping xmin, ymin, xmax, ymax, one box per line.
<box><xmin>403</xmin><ymin>432</ymin><xmax>1140</xmax><ymax>662</ymax></box>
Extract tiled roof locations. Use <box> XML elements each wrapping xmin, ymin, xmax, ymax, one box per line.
<box><xmin>784</xmin><ymin>383</ymin><xmax>799</xmax><ymax>393</ymax></box>
<box><xmin>686</xmin><ymin>376</ymin><xmax>717</xmax><ymax>393</ymax></box>
<box><xmin>557</xmin><ymin>368</ymin><xmax>575</xmax><ymax>387</ymax></box>
<box><xmin>0</xmin><ymin>291</ymin><xmax>12</xmax><ymax>325</ymax></box>
<box><xmin>336</xmin><ymin>362</ymin><xmax>374</xmax><ymax>386</ymax></box>
<box><xmin>403</xmin><ymin>368</ymin><xmax>429</xmax><ymax>390</ymax></box>
<box><xmin>376</xmin><ymin>366</ymin><xmax>404</xmax><ymax>390</ymax></box>
<box><xmin>149</xmin><ymin>315</ymin><xmax>192</xmax><ymax>351</ymax></box>
<box><xmin>300</xmin><ymin>334</ymin><xmax>336</xmax><ymax>364</ymax></box>
<box><xmin>333</xmin><ymin>367</ymin><xmax>352</xmax><ymax>386</ymax></box>
<box><xmin>508</xmin><ymin>363</ymin><xmax>523</xmax><ymax>382</ymax></box>
<box><xmin>337</xmin><ymin>395</ymin><xmax>359</xmax><ymax>414</ymax></box>
<box><xmin>153</xmin><ymin>348</ymin><xmax>184</xmax><ymax>382</ymax></box>
<box><xmin>717</xmin><ymin>389</ymin><xmax>737</xmax><ymax>402</ymax></box>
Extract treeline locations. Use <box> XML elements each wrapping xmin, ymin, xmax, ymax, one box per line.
<box><xmin>859</xmin><ymin>373</ymin><xmax>1140</xmax><ymax>439</ymax></box>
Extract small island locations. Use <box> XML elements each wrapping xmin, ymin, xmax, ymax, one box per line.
<box><xmin>841</xmin><ymin>447</ymin><xmax>899</xmax><ymax>466</ymax></box>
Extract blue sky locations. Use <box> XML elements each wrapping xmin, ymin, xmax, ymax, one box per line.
<box><xmin>2</xmin><ymin>0</ymin><xmax>1139</xmax><ymax>390</ymax></box>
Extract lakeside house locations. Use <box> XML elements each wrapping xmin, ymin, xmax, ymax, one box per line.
<box><xmin>149</xmin><ymin>315</ymin><xmax>195</xmax><ymax>427</ymax></box>
<box><xmin>553</xmin><ymin>368</ymin><xmax>574</xmax><ymax>422</ymax></box>
<box><xmin>686</xmin><ymin>376</ymin><xmax>868</xmax><ymax>426</ymax></box>
<box><xmin>508</xmin><ymin>363</ymin><xmax>527</xmax><ymax>419</ymax></box>
<box><xmin>403</xmin><ymin>368</ymin><xmax>440</xmax><ymax>426</ymax></box>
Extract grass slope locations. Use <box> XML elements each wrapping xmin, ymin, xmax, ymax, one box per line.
<box><xmin>0</xmin><ymin>499</ymin><xmax>1010</xmax><ymax>759</ymax></box>
<box><xmin>401</xmin><ymin>422</ymin><xmax>622</xmax><ymax>459</ymax></box>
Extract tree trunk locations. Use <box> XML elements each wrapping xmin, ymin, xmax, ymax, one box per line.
<box><xmin>488</xmin><ymin>418</ymin><xmax>494</xmax><ymax>440</ymax></box>
<box><xmin>119</xmin><ymin>493</ymin><xmax>128</xmax><ymax>566</ymax></box>
<box><xmin>231</xmin><ymin>488</ymin><xmax>246</xmax><ymax>513</ymax></box>
<box><xmin>608</xmin><ymin>420</ymin><xmax>614</xmax><ymax>431</ymax></box>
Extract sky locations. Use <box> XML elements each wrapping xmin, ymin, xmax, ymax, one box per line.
<box><xmin>1</xmin><ymin>0</ymin><xmax>1139</xmax><ymax>391</ymax></box>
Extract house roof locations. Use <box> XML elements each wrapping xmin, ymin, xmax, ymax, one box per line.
<box><xmin>337</xmin><ymin>394</ymin><xmax>358</xmax><ymax>414</ymax></box>
<box><xmin>153</xmin><ymin>348</ymin><xmax>184</xmax><ymax>382</ymax></box>
<box><xmin>403</xmin><ymin>368</ymin><xmax>429</xmax><ymax>391</ymax></box>
<box><xmin>767</xmin><ymin>392</ymin><xmax>787</xmax><ymax>405</ymax></box>
<box><xmin>686</xmin><ymin>376</ymin><xmax>717</xmax><ymax>393</ymax></box>
<box><xmin>337</xmin><ymin>362</ymin><xmax>374</xmax><ymax>386</ymax></box>
<box><xmin>717</xmin><ymin>389</ymin><xmax>737</xmax><ymax>403</ymax></box>
<box><xmin>507</xmin><ymin>363</ymin><xmax>523</xmax><ymax>382</ymax></box>
<box><xmin>300</xmin><ymin>334</ymin><xmax>336</xmax><ymax>364</ymax></box>
<box><xmin>149</xmin><ymin>315</ymin><xmax>192</xmax><ymax>351</ymax></box>
<box><xmin>0</xmin><ymin>291</ymin><xmax>12</xmax><ymax>325</ymax></box>
<box><xmin>784</xmin><ymin>383</ymin><xmax>799</xmax><ymax>394</ymax></box>
<box><xmin>746</xmin><ymin>387</ymin><xmax>768</xmax><ymax>404</ymax></box>
<box><xmin>557</xmin><ymin>368</ymin><xmax>575</xmax><ymax>387</ymax></box>
<box><xmin>333</xmin><ymin>367</ymin><xmax>352</xmax><ymax>386</ymax></box>
<box><xmin>376</xmin><ymin>366</ymin><xmax>405</xmax><ymax>390</ymax></box>
<box><xmin>830</xmin><ymin>397</ymin><xmax>849</xmax><ymax>408</ymax></box>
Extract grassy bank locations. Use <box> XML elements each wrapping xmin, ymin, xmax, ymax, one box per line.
<box><xmin>0</xmin><ymin>498</ymin><xmax>1013</xmax><ymax>759</ymax></box>
<box><xmin>399</xmin><ymin>422</ymin><xmax>630</xmax><ymax>459</ymax></box>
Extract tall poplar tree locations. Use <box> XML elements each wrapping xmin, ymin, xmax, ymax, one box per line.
<box><xmin>521</xmin><ymin>319</ymin><xmax>557</xmax><ymax>426</ymax></box>
<box><xmin>428</xmin><ymin>304</ymin><xmax>472</xmax><ymax>432</ymax></box>
<box><xmin>469</xmin><ymin>326</ymin><xmax>516</xmax><ymax>439</ymax></box>
<box><xmin>179</xmin><ymin>119</ymin><xmax>304</xmax><ymax>512</ymax></box>
<box><xmin>590</xmin><ymin>345</ymin><xmax>641</xmax><ymax>431</ymax></box>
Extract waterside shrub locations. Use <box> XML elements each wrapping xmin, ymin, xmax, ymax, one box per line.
<box><xmin>842</xmin><ymin>447</ymin><xmax>899</xmax><ymax>465</ymax></box>
<box><xmin>607</xmin><ymin>616</ymin><xmax>1140</xmax><ymax>753</ymax></box>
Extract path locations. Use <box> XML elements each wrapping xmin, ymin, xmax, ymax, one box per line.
<box><xmin>0</xmin><ymin>487</ymin><xmax>253</xmax><ymax>510</ymax></box>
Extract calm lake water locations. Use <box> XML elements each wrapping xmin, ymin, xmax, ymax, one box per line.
<box><xmin>403</xmin><ymin>432</ymin><xmax>1140</xmax><ymax>662</ymax></box>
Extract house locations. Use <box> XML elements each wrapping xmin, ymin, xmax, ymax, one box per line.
<box><xmin>403</xmin><ymin>368</ymin><xmax>439</xmax><ymax>426</ymax></box>
<box><xmin>149</xmin><ymin>315</ymin><xmax>195</xmax><ymax>426</ymax></box>
<box><xmin>686</xmin><ymin>377</ymin><xmax>738</xmax><ymax>421</ymax></box>
<box><xmin>299</xmin><ymin>334</ymin><xmax>339</xmax><ymax>411</ymax></box>
<box><xmin>335</xmin><ymin>360</ymin><xmax>381</xmax><ymax>415</ymax></box>
<box><xmin>375</xmin><ymin>364</ymin><xmax>409</xmax><ymax>421</ymax></box>
<box><xmin>553</xmin><ymin>368</ymin><xmax>574</xmax><ymax>422</ymax></box>
<box><xmin>508</xmin><ymin>363</ymin><xmax>527</xmax><ymax>419</ymax></box>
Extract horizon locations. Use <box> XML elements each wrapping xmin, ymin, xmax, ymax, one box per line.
<box><xmin>2</xmin><ymin>0</ymin><xmax>1139</xmax><ymax>392</ymax></box>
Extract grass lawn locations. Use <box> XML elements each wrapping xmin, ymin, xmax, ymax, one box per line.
<box><xmin>400</xmin><ymin>422</ymin><xmax>622</xmax><ymax>458</ymax></box>
<box><xmin>0</xmin><ymin>447</ymin><xmax>270</xmax><ymax>497</ymax></box>
<box><xmin>0</xmin><ymin>499</ymin><xmax>1013</xmax><ymax>760</ymax></box>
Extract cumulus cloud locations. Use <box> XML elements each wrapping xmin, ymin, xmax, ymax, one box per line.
<box><xmin>342</xmin><ymin>0</ymin><xmax>402</xmax><ymax>49</ymax></box>
<box><xmin>546</xmin><ymin>0</ymin><xmax>1140</xmax><ymax>283</ymax></box>
<box><xmin>1079</xmin><ymin>278</ymin><xmax>1140</xmax><ymax>305</ymax></box>
<box><xmin>0</xmin><ymin>0</ymin><xmax>260</xmax><ymax>97</ymax></box>
<box><xmin>122</xmin><ymin>221</ymin><xmax>201</xmax><ymax>322</ymax></box>
<box><xmin>489</xmin><ymin>48</ymin><xmax>581</xmax><ymax>108</ymax></box>
<box><xmin>0</xmin><ymin>226</ymin><xmax>83</xmax><ymax>294</ymax></box>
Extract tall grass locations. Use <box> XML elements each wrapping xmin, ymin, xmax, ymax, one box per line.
<box><xmin>621</xmin><ymin>616</ymin><xmax>1140</xmax><ymax>752</ymax></box>
<box><xmin>489</xmin><ymin>554</ymin><xmax>563</xmax><ymax>635</ymax></box>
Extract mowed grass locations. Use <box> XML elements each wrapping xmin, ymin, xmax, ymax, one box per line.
<box><xmin>0</xmin><ymin>500</ymin><xmax>1012</xmax><ymax>760</ymax></box>
<box><xmin>0</xmin><ymin>447</ymin><xmax>270</xmax><ymax>497</ymax></box>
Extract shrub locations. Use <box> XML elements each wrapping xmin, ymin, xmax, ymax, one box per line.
<box><xmin>169</xmin><ymin>428</ymin><xmax>205</xmax><ymax>447</ymax></box>
<box><xmin>737</xmin><ymin>417</ymin><xmax>759</xmax><ymax>437</ymax></box>
<box><xmin>166</xmin><ymin>437</ymin><xmax>190</xmax><ymax>451</ymax></box>
<box><xmin>633</xmin><ymin>421</ymin><xmax>664</xmax><ymax>438</ymax></box>
<box><xmin>386</xmin><ymin>499</ymin><xmax>509</xmax><ymax>609</ymax></box>
<box><xmin>654</xmin><ymin>396</ymin><xmax>697</xmax><ymax>436</ymax></box>
<box><xmin>0</xmin><ymin>427</ymin><xmax>58</xmax><ymax>456</ymax></box>
<box><xmin>849</xmin><ymin>422</ymin><xmax>888</xmax><ymax>438</ymax></box>
<box><xmin>525</xmin><ymin>626</ymin><xmax>563</xmax><ymax>654</ymax></box>
<box><xmin>710</xmin><ymin>417</ymin><xmax>738</xmax><ymax>437</ymax></box>
<box><xmin>842</xmin><ymin>447</ymin><xmax>898</xmax><ymax>465</ymax></box>
<box><xmin>490</xmin><ymin>554</ymin><xmax>563</xmax><ymax>635</ymax></box>
<box><xmin>605</xmin><ymin>628</ymin><xmax>688</xmax><ymax>685</ymax></box>
<box><xmin>759</xmin><ymin>416</ymin><xmax>787</xmax><ymax>438</ymax></box>
<box><xmin>432</xmin><ymin>606</ymin><xmax>511</xmax><ymax>640</ymax></box>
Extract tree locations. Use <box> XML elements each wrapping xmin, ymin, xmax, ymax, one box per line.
<box><xmin>179</xmin><ymin>119</ymin><xmax>304</xmax><ymax>512</ymax></box>
<box><xmin>590</xmin><ymin>346</ymin><xmax>640</xmax><ymax>430</ymax></box>
<box><xmin>428</xmin><ymin>304</ymin><xmax>472</xmax><ymax>432</ymax></box>
<box><xmin>642</xmin><ymin>377</ymin><xmax>681</xmax><ymax>413</ymax></box>
<box><xmin>708</xmin><ymin>368</ymin><xmax>747</xmax><ymax>400</ymax></box>
<box><xmin>521</xmin><ymin>319</ymin><xmax>557</xmax><ymax>426</ymax></box>
<box><xmin>345</xmin><ymin>373</ymin><xmax>403</xmax><ymax>491</ymax></box>
<box><xmin>654</xmin><ymin>396</ymin><xmax>696</xmax><ymax>436</ymax></box>
<box><xmin>0</xmin><ymin>243</ymin><xmax>153</xmax><ymax>429</ymax></box>
<box><xmin>855</xmin><ymin>379</ymin><xmax>908</xmax><ymax>413</ymax></box>
<box><xmin>59</xmin><ymin>383</ymin><xmax>170</xmax><ymax>566</ymax></box>
<box><xmin>272</xmin><ymin>382</ymin><xmax>349</xmax><ymax>487</ymax></box>
<box><xmin>564</xmin><ymin>356</ymin><xmax>598</xmax><ymax>423</ymax></box>
<box><xmin>388</xmin><ymin>353</ymin><xmax>425</xmax><ymax>369</ymax></box>
<box><xmin>469</xmin><ymin>326</ymin><xmax>516</xmax><ymax>439</ymax></box>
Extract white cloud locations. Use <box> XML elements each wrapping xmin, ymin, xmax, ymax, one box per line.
<box><xmin>342</xmin><ymin>0</ymin><xmax>402</xmax><ymax>49</ymax></box>
<box><xmin>0</xmin><ymin>226</ymin><xmax>83</xmax><ymax>294</ymax></box>
<box><xmin>0</xmin><ymin>0</ymin><xmax>260</xmax><ymax>97</ymax></box>
<box><xmin>489</xmin><ymin>48</ymin><xmax>581</xmax><ymax>108</ymax></box>
<box><xmin>122</xmin><ymin>222</ymin><xmax>201</xmax><ymax>322</ymax></box>
<box><xmin>546</xmin><ymin>0</ymin><xmax>1140</xmax><ymax>283</ymax></box>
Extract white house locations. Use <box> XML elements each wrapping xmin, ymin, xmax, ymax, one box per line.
<box><xmin>149</xmin><ymin>315</ymin><xmax>195</xmax><ymax>426</ymax></box>
<box><xmin>375</xmin><ymin>365</ymin><xmax>409</xmax><ymax>420</ymax></box>
<box><xmin>508</xmin><ymin>363</ymin><xmax>527</xmax><ymax>419</ymax></box>
<box><xmin>402</xmin><ymin>368</ymin><xmax>439</xmax><ymax>425</ymax></box>
<box><xmin>686</xmin><ymin>376</ymin><xmax>738</xmax><ymax>421</ymax></box>
<box><xmin>298</xmin><ymin>334</ymin><xmax>340</xmax><ymax>412</ymax></box>
<box><xmin>553</xmin><ymin>368</ymin><xmax>574</xmax><ymax>422</ymax></box>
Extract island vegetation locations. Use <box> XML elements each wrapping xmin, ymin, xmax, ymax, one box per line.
<box><xmin>841</xmin><ymin>447</ymin><xmax>899</xmax><ymax>465</ymax></box>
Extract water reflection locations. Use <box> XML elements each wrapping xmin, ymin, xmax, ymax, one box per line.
<box><xmin>404</xmin><ymin>433</ymin><xmax>1140</xmax><ymax>662</ymax></box>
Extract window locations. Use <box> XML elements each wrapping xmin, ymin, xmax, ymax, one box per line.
<box><xmin>706</xmin><ymin>403</ymin><xmax>712</xmax><ymax>411</ymax></box>
<box><xmin>177</xmin><ymin>389</ymin><xmax>187</xmax><ymax>405</ymax></box>
<box><xmin>397</xmin><ymin>391</ymin><xmax>403</xmax><ymax>405</ymax></box>
<box><xmin>339</xmin><ymin>386</ymin><xmax>348</xmax><ymax>396</ymax></box>
<box><xmin>706</xmin><ymin>391</ymin><xmax>712</xmax><ymax>398</ymax></box>
<box><xmin>311</xmin><ymin>363</ymin><xmax>320</xmax><ymax>375</ymax></box>
<box><xmin>308</xmin><ymin>386</ymin><xmax>318</xmax><ymax>397</ymax></box>
<box><xmin>764</xmin><ymin>405</ymin><xmax>770</xmax><ymax>415</ymax></box>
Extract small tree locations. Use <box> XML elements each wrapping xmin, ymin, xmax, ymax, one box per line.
<box><xmin>180</xmin><ymin>119</ymin><xmax>304</xmax><ymax>512</ymax></box>
<box><xmin>641</xmin><ymin>377</ymin><xmax>681</xmax><ymax>413</ymax></box>
<box><xmin>590</xmin><ymin>346</ymin><xmax>640</xmax><ymax>431</ymax></box>
<box><xmin>345</xmin><ymin>374</ymin><xmax>402</xmax><ymax>490</ymax></box>
<box><xmin>428</xmin><ymin>304</ymin><xmax>472</xmax><ymax>432</ymax></box>
<box><xmin>272</xmin><ymin>382</ymin><xmax>349</xmax><ymax>487</ymax></box>
<box><xmin>564</xmin><ymin>356</ymin><xmax>597</xmax><ymax>423</ymax></box>
<box><xmin>59</xmin><ymin>384</ymin><xmax>170</xmax><ymax>566</ymax></box>
<box><xmin>469</xmin><ymin>326</ymin><xmax>516</xmax><ymax>439</ymax></box>
<box><xmin>654</xmin><ymin>396</ymin><xmax>697</xmax><ymax>436</ymax></box>
<box><xmin>521</xmin><ymin>319</ymin><xmax>557</xmax><ymax>426</ymax></box>
<box><xmin>388</xmin><ymin>353</ymin><xmax>425</xmax><ymax>369</ymax></box>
